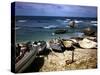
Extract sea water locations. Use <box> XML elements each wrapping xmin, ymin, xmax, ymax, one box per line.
<box><xmin>15</xmin><ymin>16</ymin><xmax>97</xmax><ymax>43</ymax></box>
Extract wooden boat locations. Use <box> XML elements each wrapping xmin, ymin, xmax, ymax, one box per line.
<box><xmin>54</xmin><ymin>29</ymin><xmax>67</xmax><ymax>34</ymax></box>
<box><xmin>32</xmin><ymin>41</ymin><xmax>47</xmax><ymax>53</ymax></box>
<box><xmin>15</xmin><ymin>43</ymin><xmax>38</xmax><ymax>73</ymax></box>
<box><xmin>49</xmin><ymin>39</ymin><xmax>63</xmax><ymax>52</ymax></box>
<box><xmin>79</xmin><ymin>38</ymin><xmax>97</xmax><ymax>49</ymax></box>
<box><xmin>15</xmin><ymin>41</ymin><xmax>47</xmax><ymax>73</ymax></box>
<box><xmin>62</xmin><ymin>39</ymin><xmax>73</xmax><ymax>48</ymax></box>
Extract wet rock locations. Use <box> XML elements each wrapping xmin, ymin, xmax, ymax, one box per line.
<box><xmin>83</xmin><ymin>27</ymin><xmax>97</xmax><ymax>37</ymax></box>
<box><xmin>68</xmin><ymin>21</ymin><xmax>76</xmax><ymax>28</ymax></box>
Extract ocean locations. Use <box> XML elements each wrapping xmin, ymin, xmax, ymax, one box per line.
<box><xmin>15</xmin><ymin>16</ymin><xmax>97</xmax><ymax>43</ymax></box>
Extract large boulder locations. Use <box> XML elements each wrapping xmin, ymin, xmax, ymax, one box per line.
<box><xmin>68</xmin><ymin>21</ymin><xmax>76</xmax><ymax>28</ymax></box>
<box><xmin>79</xmin><ymin>38</ymin><xmax>97</xmax><ymax>49</ymax></box>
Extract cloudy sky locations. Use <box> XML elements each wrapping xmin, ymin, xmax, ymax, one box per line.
<box><xmin>15</xmin><ymin>2</ymin><xmax>97</xmax><ymax>17</ymax></box>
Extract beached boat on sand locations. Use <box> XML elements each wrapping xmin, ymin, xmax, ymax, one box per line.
<box><xmin>79</xmin><ymin>38</ymin><xmax>97</xmax><ymax>49</ymax></box>
<box><xmin>49</xmin><ymin>39</ymin><xmax>64</xmax><ymax>52</ymax></box>
<box><xmin>15</xmin><ymin>43</ymin><xmax>38</xmax><ymax>73</ymax></box>
<box><xmin>15</xmin><ymin>41</ymin><xmax>47</xmax><ymax>73</ymax></box>
<box><xmin>32</xmin><ymin>41</ymin><xmax>47</xmax><ymax>53</ymax></box>
<box><xmin>62</xmin><ymin>39</ymin><xmax>74</xmax><ymax>49</ymax></box>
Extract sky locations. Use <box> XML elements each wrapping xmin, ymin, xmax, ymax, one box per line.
<box><xmin>15</xmin><ymin>2</ymin><xmax>97</xmax><ymax>18</ymax></box>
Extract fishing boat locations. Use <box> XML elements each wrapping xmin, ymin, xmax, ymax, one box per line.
<box><xmin>79</xmin><ymin>38</ymin><xmax>97</xmax><ymax>49</ymax></box>
<box><xmin>15</xmin><ymin>41</ymin><xmax>47</xmax><ymax>73</ymax></box>
<box><xmin>62</xmin><ymin>39</ymin><xmax>74</xmax><ymax>49</ymax></box>
<box><xmin>32</xmin><ymin>41</ymin><xmax>47</xmax><ymax>53</ymax></box>
<box><xmin>15</xmin><ymin>42</ymin><xmax>38</xmax><ymax>73</ymax></box>
<box><xmin>49</xmin><ymin>39</ymin><xmax>64</xmax><ymax>52</ymax></box>
<box><xmin>54</xmin><ymin>29</ymin><xmax>67</xmax><ymax>34</ymax></box>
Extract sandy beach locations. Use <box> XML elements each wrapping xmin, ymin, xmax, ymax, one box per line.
<box><xmin>40</xmin><ymin>48</ymin><xmax>97</xmax><ymax>71</ymax></box>
<box><xmin>23</xmin><ymin>37</ymin><xmax>97</xmax><ymax>72</ymax></box>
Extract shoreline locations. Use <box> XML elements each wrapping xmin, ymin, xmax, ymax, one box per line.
<box><xmin>16</xmin><ymin>35</ymin><xmax>97</xmax><ymax>51</ymax></box>
<box><xmin>15</xmin><ymin>35</ymin><xmax>97</xmax><ymax>72</ymax></box>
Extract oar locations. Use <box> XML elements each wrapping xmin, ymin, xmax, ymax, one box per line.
<box><xmin>49</xmin><ymin>47</ymin><xmax>58</xmax><ymax>57</ymax></box>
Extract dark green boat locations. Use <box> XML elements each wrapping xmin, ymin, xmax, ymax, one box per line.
<box><xmin>54</xmin><ymin>29</ymin><xmax>67</xmax><ymax>34</ymax></box>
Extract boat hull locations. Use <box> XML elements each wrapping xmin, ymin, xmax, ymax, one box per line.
<box><xmin>15</xmin><ymin>46</ymin><xmax>38</xmax><ymax>73</ymax></box>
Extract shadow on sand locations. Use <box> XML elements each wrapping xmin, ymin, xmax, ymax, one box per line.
<box><xmin>37</xmin><ymin>48</ymin><xmax>51</xmax><ymax>56</ymax></box>
<box><xmin>23</xmin><ymin>56</ymin><xmax>44</xmax><ymax>73</ymax></box>
<box><xmin>23</xmin><ymin>48</ymin><xmax>51</xmax><ymax>73</ymax></box>
<box><xmin>53</xmin><ymin>46</ymin><xmax>75</xmax><ymax>53</ymax></box>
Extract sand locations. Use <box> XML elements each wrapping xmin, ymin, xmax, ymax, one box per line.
<box><xmin>39</xmin><ymin>48</ymin><xmax>97</xmax><ymax>72</ymax></box>
<box><xmin>21</xmin><ymin>38</ymin><xmax>97</xmax><ymax>73</ymax></box>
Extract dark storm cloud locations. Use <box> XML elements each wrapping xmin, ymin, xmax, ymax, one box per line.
<box><xmin>15</xmin><ymin>2</ymin><xmax>97</xmax><ymax>17</ymax></box>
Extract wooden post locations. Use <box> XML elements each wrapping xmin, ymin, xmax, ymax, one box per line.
<box><xmin>72</xmin><ymin>50</ymin><xmax>74</xmax><ymax>62</ymax></box>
